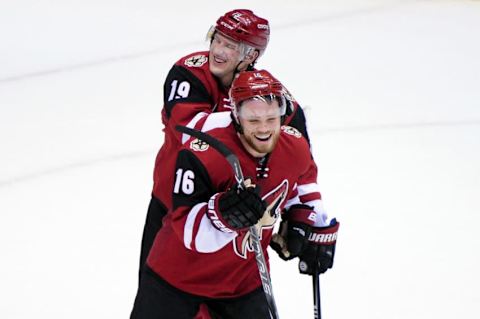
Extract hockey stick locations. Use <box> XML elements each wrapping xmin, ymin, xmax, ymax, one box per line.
<box><xmin>176</xmin><ymin>125</ymin><xmax>280</xmax><ymax>319</ymax></box>
<box><xmin>313</xmin><ymin>266</ymin><xmax>321</xmax><ymax>319</ymax></box>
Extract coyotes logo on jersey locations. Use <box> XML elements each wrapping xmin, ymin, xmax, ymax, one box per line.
<box><xmin>281</xmin><ymin>125</ymin><xmax>302</xmax><ymax>138</ymax></box>
<box><xmin>184</xmin><ymin>54</ymin><xmax>208</xmax><ymax>67</ymax></box>
<box><xmin>233</xmin><ymin>179</ymin><xmax>289</xmax><ymax>259</ymax></box>
<box><xmin>190</xmin><ymin>138</ymin><xmax>209</xmax><ymax>152</ymax></box>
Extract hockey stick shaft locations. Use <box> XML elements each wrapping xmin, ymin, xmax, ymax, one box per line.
<box><xmin>313</xmin><ymin>267</ymin><xmax>321</xmax><ymax>319</ymax></box>
<box><xmin>176</xmin><ymin>125</ymin><xmax>279</xmax><ymax>319</ymax></box>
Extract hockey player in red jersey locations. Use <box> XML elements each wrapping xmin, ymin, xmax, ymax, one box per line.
<box><xmin>138</xmin><ymin>9</ymin><xmax>312</xmax><ymax>280</ymax></box>
<box><xmin>130</xmin><ymin>70</ymin><xmax>339</xmax><ymax>318</ymax></box>
<box><xmin>135</xmin><ymin>9</ymin><xmax>320</xmax><ymax>319</ymax></box>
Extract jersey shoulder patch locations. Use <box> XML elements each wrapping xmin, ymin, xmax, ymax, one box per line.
<box><xmin>184</xmin><ymin>54</ymin><xmax>208</xmax><ymax>68</ymax></box>
<box><xmin>189</xmin><ymin>138</ymin><xmax>210</xmax><ymax>152</ymax></box>
<box><xmin>281</xmin><ymin>125</ymin><xmax>302</xmax><ymax>138</ymax></box>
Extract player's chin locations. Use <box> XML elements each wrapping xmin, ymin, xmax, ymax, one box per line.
<box><xmin>209</xmin><ymin>60</ymin><xmax>229</xmax><ymax>75</ymax></box>
<box><xmin>253</xmin><ymin>138</ymin><xmax>275</xmax><ymax>153</ymax></box>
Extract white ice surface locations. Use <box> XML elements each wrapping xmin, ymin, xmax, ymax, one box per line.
<box><xmin>1</xmin><ymin>1</ymin><xmax>480</xmax><ymax>318</ymax></box>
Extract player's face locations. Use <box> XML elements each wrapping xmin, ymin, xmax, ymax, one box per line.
<box><xmin>209</xmin><ymin>32</ymin><xmax>245</xmax><ymax>86</ymax></box>
<box><xmin>237</xmin><ymin>98</ymin><xmax>282</xmax><ymax>157</ymax></box>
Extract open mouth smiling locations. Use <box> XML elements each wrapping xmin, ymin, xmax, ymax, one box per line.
<box><xmin>213</xmin><ymin>55</ymin><xmax>226</xmax><ymax>63</ymax></box>
<box><xmin>255</xmin><ymin>135</ymin><xmax>271</xmax><ymax>142</ymax></box>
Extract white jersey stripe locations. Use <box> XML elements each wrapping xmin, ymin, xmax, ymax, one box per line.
<box><xmin>303</xmin><ymin>199</ymin><xmax>332</xmax><ymax>227</ymax></box>
<box><xmin>184</xmin><ymin>202</ymin><xmax>207</xmax><ymax>249</ymax></box>
<box><xmin>182</xmin><ymin>112</ymin><xmax>208</xmax><ymax>144</ymax></box>
<box><xmin>201</xmin><ymin>111</ymin><xmax>232</xmax><ymax>133</ymax></box>
<box><xmin>284</xmin><ymin>195</ymin><xmax>301</xmax><ymax>210</ymax></box>
<box><xmin>195</xmin><ymin>214</ymin><xmax>237</xmax><ymax>253</ymax></box>
<box><xmin>297</xmin><ymin>183</ymin><xmax>320</xmax><ymax>196</ymax></box>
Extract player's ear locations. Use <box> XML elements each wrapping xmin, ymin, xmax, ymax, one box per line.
<box><xmin>245</xmin><ymin>50</ymin><xmax>259</xmax><ymax>64</ymax></box>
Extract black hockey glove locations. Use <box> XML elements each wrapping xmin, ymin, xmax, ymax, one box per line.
<box><xmin>298</xmin><ymin>219</ymin><xmax>340</xmax><ymax>275</ymax></box>
<box><xmin>270</xmin><ymin>204</ymin><xmax>317</xmax><ymax>260</ymax></box>
<box><xmin>208</xmin><ymin>184</ymin><xmax>266</xmax><ymax>232</ymax></box>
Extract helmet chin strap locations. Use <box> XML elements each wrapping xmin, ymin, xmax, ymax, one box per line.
<box><xmin>231</xmin><ymin>112</ymin><xmax>244</xmax><ymax>134</ymax></box>
<box><xmin>234</xmin><ymin>60</ymin><xmax>244</xmax><ymax>76</ymax></box>
<box><xmin>233</xmin><ymin>48</ymin><xmax>259</xmax><ymax>76</ymax></box>
<box><xmin>230</xmin><ymin>60</ymin><xmax>249</xmax><ymax>89</ymax></box>
<box><xmin>246</xmin><ymin>63</ymin><xmax>255</xmax><ymax>71</ymax></box>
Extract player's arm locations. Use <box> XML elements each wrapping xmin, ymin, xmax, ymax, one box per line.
<box><xmin>283</xmin><ymin>155</ymin><xmax>325</xmax><ymax>224</ymax></box>
<box><xmin>270</xmin><ymin>152</ymin><xmax>340</xmax><ymax>274</ymax></box>
<box><xmin>271</xmin><ymin>203</ymin><xmax>339</xmax><ymax>274</ymax></box>
<box><xmin>285</xmin><ymin>103</ymin><xmax>311</xmax><ymax>145</ymax></box>
<box><xmin>280</xmin><ymin>85</ymin><xmax>311</xmax><ymax>144</ymax></box>
<box><xmin>170</xmin><ymin>149</ymin><xmax>266</xmax><ymax>253</ymax></box>
<box><xmin>163</xmin><ymin>66</ymin><xmax>215</xmax><ymax>142</ymax></box>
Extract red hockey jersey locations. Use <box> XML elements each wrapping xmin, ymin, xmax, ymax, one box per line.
<box><xmin>152</xmin><ymin>51</ymin><xmax>231</xmax><ymax>208</ymax></box>
<box><xmin>147</xmin><ymin>117</ymin><xmax>322</xmax><ymax>298</ymax></box>
<box><xmin>152</xmin><ymin>51</ymin><xmax>309</xmax><ymax>210</ymax></box>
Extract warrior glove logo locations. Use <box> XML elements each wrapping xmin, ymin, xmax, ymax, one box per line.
<box><xmin>308</xmin><ymin>232</ymin><xmax>338</xmax><ymax>244</ymax></box>
<box><xmin>308</xmin><ymin>223</ymin><xmax>340</xmax><ymax>245</ymax></box>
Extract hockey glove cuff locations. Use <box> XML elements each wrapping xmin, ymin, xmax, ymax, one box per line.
<box><xmin>270</xmin><ymin>204</ymin><xmax>317</xmax><ymax>260</ymax></box>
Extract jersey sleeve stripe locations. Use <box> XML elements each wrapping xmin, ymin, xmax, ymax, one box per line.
<box><xmin>195</xmin><ymin>215</ymin><xmax>237</xmax><ymax>253</ymax></box>
<box><xmin>181</xmin><ymin>112</ymin><xmax>208</xmax><ymax>144</ymax></box>
<box><xmin>302</xmin><ymin>199</ymin><xmax>332</xmax><ymax>227</ymax></box>
<box><xmin>184</xmin><ymin>202</ymin><xmax>207</xmax><ymax>249</ymax></box>
<box><xmin>284</xmin><ymin>194</ymin><xmax>301</xmax><ymax>210</ymax></box>
<box><xmin>297</xmin><ymin>182</ymin><xmax>320</xmax><ymax>196</ymax></box>
<box><xmin>201</xmin><ymin>111</ymin><xmax>233</xmax><ymax>133</ymax></box>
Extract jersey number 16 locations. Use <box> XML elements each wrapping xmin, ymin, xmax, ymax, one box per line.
<box><xmin>173</xmin><ymin>168</ymin><xmax>195</xmax><ymax>195</ymax></box>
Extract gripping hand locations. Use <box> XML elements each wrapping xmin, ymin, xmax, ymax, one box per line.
<box><xmin>270</xmin><ymin>204</ymin><xmax>317</xmax><ymax>260</ymax></box>
<box><xmin>208</xmin><ymin>184</ymin><xmax>266</xmax><ymax>232</ymax></box>
<box><xmin>298</xmin><ymin>219</ymin><xmax>340</xmax><ymax>275</ymax></box>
